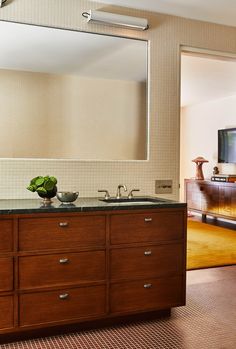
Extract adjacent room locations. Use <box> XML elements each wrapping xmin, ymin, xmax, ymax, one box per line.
<box><xmin>180</xmin><ymin>51</ymin><xmax>236</xmax><ymax>270</ymax></box>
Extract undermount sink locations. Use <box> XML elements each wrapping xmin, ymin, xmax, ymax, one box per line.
<box><xmin>99</xmin><ymin>197</ymin><xmax>166</xmax><ymax>204</ymax></box>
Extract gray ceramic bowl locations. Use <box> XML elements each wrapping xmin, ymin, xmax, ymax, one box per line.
<box><xmin>56</xmin><ymin>191</ymin><xmax>79</xmax><ymax>203</ymax></box>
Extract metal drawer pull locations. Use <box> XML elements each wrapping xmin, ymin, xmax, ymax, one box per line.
<box><xmin>144</xmin><ymin>251</ymin><xmax>152</xmax><ymax>256</ymax></box>
<box><xmin>59</xmin><ymin>293</ymin><xmax>69</xmax><ymax>300</ymax></box>
<box><xmin>144</xmin><ymin>283</ymin><xmax>152</xmax><ymax>289</ymax></box>
<box><xmin>59</xmin><ymin>222</ymin><xmax>69</xmax><ymax>227</ymax></box>
<box><xmin>59</xmin><ymin>258</ymin><xmax>69</xmax><ymax>264</ymax></box>
<box><xmin>144</xmin><ymin>218</ymin><xmax>152</xmax><ymax>222</ymax></box>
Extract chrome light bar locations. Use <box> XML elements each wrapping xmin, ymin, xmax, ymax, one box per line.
<box><xmin>82</xmin><ymin>10</ymin><xmax>149</xmax><ymax>30</ymax></box>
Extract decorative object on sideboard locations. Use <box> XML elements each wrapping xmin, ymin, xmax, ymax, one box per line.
<box><xmin>27</xmin><ymin>176</ymin><xmax>57</xmax><ymax>204</ymax></box>
<box><xmin>192</xmin><ymin>156</ymin><xmax>209</xmax><ymax>180</ymax></box>
<box><xmin>213</xmin><ymin>166</ymin><xmax>219</xmax><ymax>175</ymax></box>
<box><xmin>211</xmin><ymin>174</ymin><xmax>236</xmax><ymax>182</ymax></box>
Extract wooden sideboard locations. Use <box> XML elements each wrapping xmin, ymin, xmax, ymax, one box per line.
<box><xmin>185</xmin><ymin>179</ymin><xmax>236</xmax><ymax>221</ymax></box>
<box><xmin>0</xmin><ymin>206</ymin><xmax>186</xmax><ymax>341</ymax></box>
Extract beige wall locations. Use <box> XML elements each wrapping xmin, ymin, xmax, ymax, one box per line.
<box><xmin>0</xmin><ymin>70</ymin><xmax>146</xmax><ymax>160</ymax></box>
<box><xmin>0</xmin><ymin>0</ymin><xmax>236</xmax><ymax>199</ymax></box>
<box><xmin>180</xmin><ymin>96</ymin><xmax>236</xmax><ymax>200</ymax></box>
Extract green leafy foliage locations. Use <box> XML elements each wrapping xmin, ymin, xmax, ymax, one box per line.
<box><xmin>27</xmin><ymin>175</ymin><xmax>57</xmax><ymax>196</ymax></box>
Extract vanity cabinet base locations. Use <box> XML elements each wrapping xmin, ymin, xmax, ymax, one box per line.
<box><xmin>0</xmin><ymin>207</ymin><xmax>186</xmax><ymax>343</ymax></box>
<box><xmin>0</xmin><ymin>308</ymin><xmax>171</xmax><ymax>344</ymax></box>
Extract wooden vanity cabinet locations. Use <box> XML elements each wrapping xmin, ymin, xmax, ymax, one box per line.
<box><xmin>110</xmin><ymin>210</ymin><xmax>186</xmax><ymax>314</ymax></box>
<box><xmin>0</xmin><ymin>218</ymin><xmax>14</xmax><ymax>331</ymax></box>
<box><xmin>18</xmin><ymin>215</ymin><xmax>106</xmax><ymax>251</ymax></box>
<box><xmin>19</xmin><ymin>285</ymin><xmax>106</xmax><ymax>326</ymax></box>
<box><xmin>0</xmin><ymin>220</ymin><xmax>13</xmax><ymax>252</ymax></box>
<box><xmin>0</xmin><ymin>207</ymin><xmax>186</xmax><ymax>340</ymax></box>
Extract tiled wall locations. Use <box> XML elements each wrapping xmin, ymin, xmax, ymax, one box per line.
<box><xmin>0</xmin><ymin>0</ymin><xmax>236</xmax><ymax>200</ymax></box>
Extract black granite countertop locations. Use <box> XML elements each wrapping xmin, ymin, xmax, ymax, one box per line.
<box><xmin>0</xmin><ymin>197</ymin><xmax>186</xmax><ymax>215</ymax></box>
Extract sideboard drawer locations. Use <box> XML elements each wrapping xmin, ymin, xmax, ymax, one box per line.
<box><xmin>19</xmin><ymin>250</ymin><xmax>106</xmax><ymax>289</ymax></box>
<box><xmin>110</xmin><ymin>244</ymin><xmax>183</xmax><ymax>280</ymax></box>
<box><xmin>110</xmin><ymin>276</ymin><xmax>183</xmax><ymax>313</ymax></box>
<box><xmin>19</xmin><ymin>285</ymin><xmax>106</xmax><ymax>326</ymax></box>
<box><xmin>19</xmin><ymin>215</ymin><xmax>106</xmax><ymax>251</ymax></box>
<box><xmin>0</xmin><ymin>219</ymin><xmax>13</xmax><ymax>252</ymax></box>
<box><xmin>0</xmin><ymin>257</ymin><xmax>13</xmax><ymax>292</ymax></box>
<box><xmin>110</xmin><ymin>211</ymin><xmax>184</xmax><ymax>245</ymax></box>
<box><xmin>0</xmin><ymin>296</ymin><xmax>14</xmax><ymax>330</ymax></box>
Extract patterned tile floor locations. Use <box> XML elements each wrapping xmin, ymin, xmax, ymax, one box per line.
<box><xmin>1</xmin><ymin>266</ymin><xmax>236</xmax><ymax>349</ymax></box>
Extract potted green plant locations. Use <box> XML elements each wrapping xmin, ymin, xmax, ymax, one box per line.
<box><xmin>27</xmin><ymin>175</ymin><xmax>57</xmax><ymax>203</ymax></box>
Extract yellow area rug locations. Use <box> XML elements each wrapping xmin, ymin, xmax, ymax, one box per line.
<box><xmin>187</xmin><ymin>220</ymin><xmax>236</xmax><ymax>270</ymax></box>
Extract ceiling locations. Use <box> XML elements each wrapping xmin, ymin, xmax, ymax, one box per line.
<box><xmin>181</xmin><ymin>54</ymin><xmax>236</xmax><ymax>107</ymax></box>
<box><xmin>90</xmin><ymin>0</ymin><xmax>236</xmax><ymax>27</ymax></box>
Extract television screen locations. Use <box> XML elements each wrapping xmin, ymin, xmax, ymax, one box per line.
<box><xmin>218</xmin><ymin>128</ymin><xmax>236</xmax><ymax>164</ymax></box>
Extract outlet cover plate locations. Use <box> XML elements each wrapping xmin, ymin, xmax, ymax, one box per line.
<box><xmin>155</xmin><ymin>180</ymin><xmax>173</xmax><ymax>194</ymax></box>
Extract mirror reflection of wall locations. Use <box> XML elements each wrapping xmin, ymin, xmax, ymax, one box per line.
<box><xmin>0</xmin><ymin>21</ymin><xmax>148</xmax><ymax>160</ymax></box>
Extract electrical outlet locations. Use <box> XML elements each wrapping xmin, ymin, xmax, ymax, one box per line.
<box><xmin>155</xmin><ymin>180</ymin><xmax>173</xmax><ymax>194</ymax></box>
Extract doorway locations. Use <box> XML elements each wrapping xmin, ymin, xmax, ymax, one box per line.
<box><xmin>180</xmin><ymin>48</ymin><xmax>236</xmax><ymax>201</ymax></box>
<box><xmin>179</xmin><ymin>48</ymin><xmax>236</xmax><ymax>270</ymax></box>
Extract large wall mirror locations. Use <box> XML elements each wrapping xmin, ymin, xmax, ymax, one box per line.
<box><xmin>0</xmin><ymin>21</ymin><xmax>148</xmax><ymax>160</ymax></box>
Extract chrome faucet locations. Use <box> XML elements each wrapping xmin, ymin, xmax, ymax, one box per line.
<box><xmin>116</xmin><ymin>184</ymin><xmax>127</xmax><ymax>199</ymax></box>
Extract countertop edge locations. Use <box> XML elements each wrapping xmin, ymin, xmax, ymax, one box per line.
<box><xmin>0</xmin><ymin>198</ymin><xmax>187</xmax><ymax>215</ymax></box>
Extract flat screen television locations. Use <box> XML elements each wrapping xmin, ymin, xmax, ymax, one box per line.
<box><xmin>218</xmin><ymin>128</ymin><xmax>236</xmax><ymax>163</ymax></box>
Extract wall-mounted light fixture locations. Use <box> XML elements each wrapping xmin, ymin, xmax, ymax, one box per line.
<box><xmin>0</xmin><ymin>0</ymin><xmax>8</xmax><ymax>8</ymax></box>
<box><xmin>82</xmin><ymin>10</ymin><xmax>149</xmax><ymax>30</ymax></box>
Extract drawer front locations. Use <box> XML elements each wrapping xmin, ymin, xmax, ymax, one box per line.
<box><xmin>110</xmin><ymin>244</ymin><xmax>183</xmax><ymax>280</ymax></box>
<box><xmin>0</xmin><ymin>257</ymin><xmax>13</xmax><ymax>292</ymax></box>
<box><xmin>110</xmin><ymin>211</ymin><xmax>184</xmax><ymax>245</ymax></box>
<box><xmin>19</xmin><ymin>251</ymin><xmax>106</xmax><ymax>289</ymax></box>
<box><xmin>0</xmin><ymin>220</ymin><xmax>13</xmax><ymax>252</ymax></box>
<box><xmin>19</xmin><ymin>215</ymin><xmax>106</xmax><ymax>251</ymax></box>
<box><xmin>110</xmin><ymin>276</ymin><xmax>183</xmax><ymax>313</ymax></box>
<box><xmin>20</xmin><ymin>285</ymin><xmax>106</xmax><ymax>326</ymax></box>
<box><xmin>0</xmin><ymin>296</ymin><xmax>14</xmax><ymax>330</ymax></box>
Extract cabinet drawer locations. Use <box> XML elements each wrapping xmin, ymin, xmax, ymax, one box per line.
<box><xmin>110</xmin><ymin>211</ymin><xmax>184</xmax><ymax>245</ymax></box>
<box><xmin>19</xmin><ymin>251</ymin><xmax>106</xmax><ymax>289</ymax></box>
<box><xmin>19</xmin><ymin>285</ymin><xmax>106</xmax><ymax>326</ymax></box>
<box><xmin>19</xmin><ymin>215</ymin><xmax>106</xmax><ymax>251</ymax></box>
<box><xmin>0</xmin><ymin>219</ymin><xmax>13</xmax><ymax>252</ymax></box>
<box><xmin>110</xmin><ymin>244</ymin><xmax>183</xmax><ymax>280</ymax></box>
<box><xmin>110</xmin><ymin>276</ymin><xmax>183</xmax><ymax>313</ymax></box>
<box><xmin>0</xmin><ymin>257</ymin><xmax>13</xmax><ymax>292</ymax></box>
<box><xmin>0</xmin><ymin>296</ymin><xmax>14</xmax><ymax>330</ymax></box>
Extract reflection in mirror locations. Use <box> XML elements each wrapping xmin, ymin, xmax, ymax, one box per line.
<box><xmin>0</xmin><ymin>21</ymin><xmax>148</xmax><ymax>160</ymax></box>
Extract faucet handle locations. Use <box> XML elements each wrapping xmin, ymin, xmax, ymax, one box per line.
<box><xmin>98</xmin><ymin>190</ymin><xmax>110</xmax><ymax>200</ymax></box>
<box><xmin>128</xmin><ymin>189</ymin><xmax>140</xmax><ymax>199</ymax></box>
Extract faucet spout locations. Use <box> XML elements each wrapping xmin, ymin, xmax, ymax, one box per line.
<box><xmin>116</xmin><ymin>184</ymin><xmax>127</xmax><ymax>199</ymax></box>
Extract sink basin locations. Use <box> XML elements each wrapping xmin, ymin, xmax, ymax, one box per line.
<box><xmin>99</xmin><ymin>197</ymin><xmax>166</xmax><ymax>204</ymax></box>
